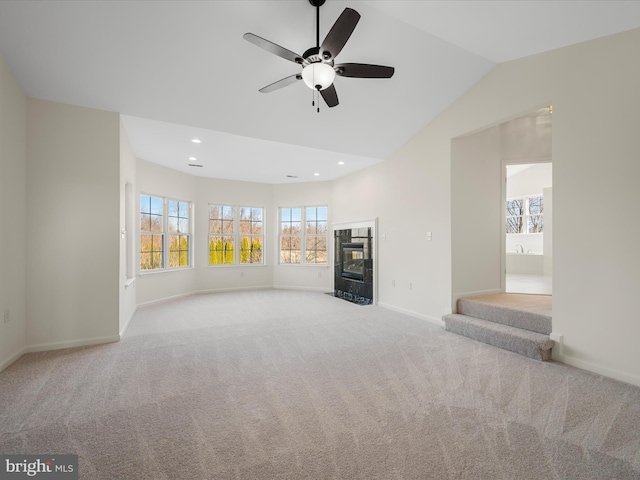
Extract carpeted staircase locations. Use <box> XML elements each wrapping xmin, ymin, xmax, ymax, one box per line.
<box><xmin>443</xmin><ymin>294</ymin><xmax>554</xmax><ymax>361</ymax></box>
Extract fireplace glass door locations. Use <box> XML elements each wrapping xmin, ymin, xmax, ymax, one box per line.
<box><xmin>341</xmin><ymin>243</ymin><xmax>365</xmax><ymax>281</ymax></box>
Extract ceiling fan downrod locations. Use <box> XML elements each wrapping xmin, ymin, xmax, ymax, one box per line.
<box><xmin>311</xmin><ymin>0</ymin><xmax>325</xmax><ymax>112</ymax></box>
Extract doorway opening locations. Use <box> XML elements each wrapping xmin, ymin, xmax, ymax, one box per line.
<box><xmin>505</xmin><ymin>163</ymin><xmax>552</xmax><ymax>294</ymax></box>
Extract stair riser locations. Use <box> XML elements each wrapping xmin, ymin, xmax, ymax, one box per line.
<box><xmin>444</xmin><ymin>314</ymin><xmax>553</xmax><ymax>361</ymax></box>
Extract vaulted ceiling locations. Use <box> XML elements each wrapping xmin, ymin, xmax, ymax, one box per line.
<box><xmin>1</xmin><ymin>1</ymin><xmax>639</xmax><ymax>183</ymax></box>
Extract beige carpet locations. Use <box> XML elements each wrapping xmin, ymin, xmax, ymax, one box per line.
<box><xmin>461</xmin><ymin>293</ymin><xmax>552</xmax><ymax>318</ymax></box>
<box><xmin>1</xmin><ymin>289</ymin><xmax>640</xmax><ymax>479</ymax></box>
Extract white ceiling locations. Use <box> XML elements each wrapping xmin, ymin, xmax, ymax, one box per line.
<box><xmin>1</xmin><ymin>1</ymin><xmax>639</xmax><ymax>184</ymax></box>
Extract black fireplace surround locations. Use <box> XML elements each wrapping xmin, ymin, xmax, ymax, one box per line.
<box><xmin>334</xmin><ymin>228</ymin><xmax>373</xmax><ymax>305</ymax></box>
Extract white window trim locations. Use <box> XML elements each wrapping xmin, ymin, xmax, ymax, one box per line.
<box><xmin>139</xmin><ymin>193</ymin><xmax>193</xmax><ymax>274</ymax></box>
<box><xmin>208</xmin><ymin>204</ymin><xmax>265</xmax><ymax>267</ymax></box>
<box><xmin>506</xmin><ymin>194</ymin><xmax>543</xmax><ymax>235</ymax></box>
<box><xmin>278</xmin><ymin>205</ymin><xmax>328</xmax><ymax>265</ymax></box>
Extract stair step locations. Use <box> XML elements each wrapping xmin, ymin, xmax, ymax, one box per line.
<box><xmin>458</xmin><ymin>294</ymin><xmax>551</xmax><ymax>335</ymax></box>
<box><xmin>443</xmin><ymin>313</ymin><xmax>554</xmax><ymax>361</ymax></box>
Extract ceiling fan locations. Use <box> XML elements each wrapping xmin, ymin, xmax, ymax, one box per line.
<box><xmin>243</xmin><ymin>0</ymin><xmax>395</xmax><ymax>110</ymax></box>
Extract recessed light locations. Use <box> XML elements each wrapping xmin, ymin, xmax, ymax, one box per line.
<box><xmin>188</xmin><ymin>156</ymin><xmax>197</xmax><ymax>161</ymax></box>
<box><xmin>191</xmin><ymin>138</ymin><xmax>201</xmax><ymax>144</ymax></box>
<box><xmin>313</xmin><ymin>173</ymin><xmax>320</xmax><ymax>176</ymax></box>
<box><xmin>338</xmin><ymin>161</ymin><xmax>345</xmax><ymax>165</ymax></box>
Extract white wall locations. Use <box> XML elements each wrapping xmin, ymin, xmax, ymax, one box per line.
<box><xmin>501</xmin><ymin>113</ymin><xmax>552</xmax><ymax>163</ymax></box>
<box><xmin>135</xmin><ymin>160</ymin><xmax>281</xmax><ymax>305</ymax></box>
<box><xmin>196</xmin><ymin>175</ymin><xmax>274</xmax><ymax>295</ymax></box>
<box><xmin>272</xmin><ymin>182</ymin><xmax>333</xmax><ymax>291</ymax></box>
<box><xmin>358</xmin><ymin>27</ymin><xmax>639</xmax><ymax>386</ymax></box>
<box><xmin>119</xmin><ymin>119</ymin><xmax>137</xmax><ymax>335</ymax></box>
<box><xmin>0</xmin><ymin>54</ymin><xmax>27</xmax><ymax>370</ymax></box>
<box><xmin>543</xmin><ymin>186</ymin><xmax>552</xmax><ymax>275</ymax></box>
<box><xmin>552</xmin><ymin>29</ymin><xmax>640</xmax><ymax>384</ymax></box>
<box><xmin>135</xmin><ymin>159</ymin><xmax>199</xmax><ymax>305</ymax></box>
<box><xmin>333</xmin><ymin>134</ymin><xmax>450</xmax><ymax>325</ymax></box>
<box><xmin>506</xmin><ymin>163</ymin><xmax>552</xmax><ymax>197</ymax></box>
<box><xmin>451</xmin><ymin>125</ymin><xmax>503</xmax><ymax>300</ymax></box>
<box><xmin>26</xmin><ymin>99</ymin><xmax>120</xmax><ymax>350</ymax></box>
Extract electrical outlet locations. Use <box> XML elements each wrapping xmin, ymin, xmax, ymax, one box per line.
<box><xmin>391</xmin><ymin>280</ymin><xmax>395</xmax><ymax>287</ymax></box>
<box><xmin>426</xmin><ymin>232</ymin><xmax>432</xmax><ymax>241</ymax></box>
<box><xmin>409</xmin><ymin>282</ymin><xmax>413</xmax><ymax>290</ymax></box>
<box><xmin>3</xmin><ymin>308</ymin><xmax>9</xmax><ymax>324</ymax></box>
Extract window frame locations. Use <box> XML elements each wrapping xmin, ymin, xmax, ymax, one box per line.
<box><xmin>139</xmin><ymin>193</ymin><xmax>193</xmax><ymax>273</ymax></box>
<box><xmin>506</xmin><ymin>194</ymin><xmax>543</xmax><ymax>235</ymax></box>
<box><xmin>278</xmin><ymin>205</ymin><xmax>328</xmax><ymax>265</ymax></box>
<box><xmin>239</xmin><ymin>206</ymin><xmax>264</xmax><ymax>265</ymax></box>
<box><xmin>208</xmin><ymin>204</ymin><xmax>265</xmax><ymax>266</ymax></box>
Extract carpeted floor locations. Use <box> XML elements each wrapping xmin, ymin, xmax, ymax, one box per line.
<box><xmin>1</xmin><ymin>289</ymin><xmax>640</xmax><ymax>479</ymax></box>
<box><xmin>460</xmin><ymin>293</ymin><xmax>552</xmax><ymax>319</ymax></box>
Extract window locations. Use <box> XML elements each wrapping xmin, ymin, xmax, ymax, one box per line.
<box><xmin>305</xmin><ymin>207</ymin><xmax>328</xmax><ymax>263</ymax></box>
<box><xmin>280</xmin><ymin>207</ymin><xmax>301</xmax><ymax>263</ymax></box>
<box><xmin>239</xmin><ymin>207</ymin><xmax>263</xmax><ymax>264</ymax></box>
<box><xmin>279</xmin><ymin>206</ymin><xmax>328</xmax><ymax>264</ymax></box>
<box><xmin>168</xmin><ymin>200</ymin><xmax>190</xmax><ymax>267</ymax></box>
<box><xmin>527</xmin><ymin>196</ymin><xmax>544</xmax><ymax>233</ymax></box>
<box><xmin>506</xmin><ymin>195</ymin><xmax>543</xmax><ymax>234</ymax></box>
<box><xmin>209</xmin><ymin>205</ymin><xmax>264</xmax><ymax>265</ymax></box>
<box><xmin>140</xmin><ymin>194</ymin><xmax>191</xmax><ymax>271</ymax></box>
<box><xmin>140</xmin><ymin>195</ymin><xmax>164</xmax><ymax>270</ymax></box>
<box><xmin>506</xmin><ymin>198</ymin><xmax>524</xmax><ymax>234</ymax></box>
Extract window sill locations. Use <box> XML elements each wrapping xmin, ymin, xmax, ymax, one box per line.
<box><xmin>207</xmin><ymin>263</ymin><xmax>267</xmax><ymax>268</ymax></box>
<box><xmin>138</xmin><ymin>266</ymin><xmax>194</xmax><ymax>276</ymax></box>
<box><xmin>277</xmin><ymin>263</ymin><xmax>329</xmax><ymax>267</ymax></box>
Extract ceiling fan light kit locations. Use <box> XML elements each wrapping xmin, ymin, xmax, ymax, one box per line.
<box><xmin>301</xmin><ymin>62</ymin><xmax>336</xmax><ymax>91</ymax></box>
<box><xmin>243</xmin><ymin>0</ymin><xmax>394</xmax><ymax>110</ymax></box>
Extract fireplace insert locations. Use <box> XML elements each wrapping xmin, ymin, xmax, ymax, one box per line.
<box><xmin>341</xmin><ymin>243</ymin><xmax>365</xmax><ymax>281</ymax></box>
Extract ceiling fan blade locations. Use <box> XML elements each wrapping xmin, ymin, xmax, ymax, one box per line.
<box><xmin>319</xmin><ymin>8</ymin><xmax>360</xmax><ymax>61</ymax></box>
<box><xmin>320</xmin><ymin>84</ymin><xmax>339</xmax><ymax>108</ymax></box>
<box><xmin>335</xmin><ymin>63</ymin><xmax>395</xmax><ymax>78</ymax></box>
<box><xmin>243</xmin><ymin>33</ymin><xmax>303</xmax><ymax>64</ymax></box>
<box><xmin>258</xmin><ymin>74</ymin><xmax>302</xmax><ymax>93</ymax></box>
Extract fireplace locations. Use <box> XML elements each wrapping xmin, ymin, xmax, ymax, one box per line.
<box><xmin>334</xmin><ymin>227</ymin><xmax>373</xmax><ymax>305</ymax></box>
<box><xmin>341</xmin><ymin>243</ymin><xmax>364</xmax><ymax>281</ymax></box>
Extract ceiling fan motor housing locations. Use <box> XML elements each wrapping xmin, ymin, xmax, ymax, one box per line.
<box><xmin>302</xmin><ymin>46</ymin><xmax>335</xmax><ymax>66</ymax></box>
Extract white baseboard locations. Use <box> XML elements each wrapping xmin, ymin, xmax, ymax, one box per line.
<box><xmin>553</xmin><ymin>351</ymin><xmax>640</xmax><ymax>388</ymax></box>
<box><xmin>272</xmin><ymin>285</ymin><xmax>329</xmax><ymax>293</ymax></box>
<box><xmin>378</xmin><ymin>302</ymin><xmax>444</xmax><ymax>328</ymax></box>
<box><xmin>25</xmin><ymin>335</ymin><xmax>120</xmax><ymax>354</ymax></box>
<box><xmin>137</xmin><ymin>285</ymin><xmax>274</xmax><ymax>308</ymax></box>
<box><xmin>119</xmin><ymin>306</ymin><xmax>137</xmax><ymax>339</ymax></box>
<box><xmin>0</xmin><ymin>347</ymin><xmax>27</xmax><ymax>373</ymax></box>
<box><xmin>1</xmin><ymin>336</ymin><xmax>121</xmax><ymax>371</ymax></box>
<box><xmin>136</xmin><ymin>291</ymin><xmax>199</xmax><ymax>308</ymax></box>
